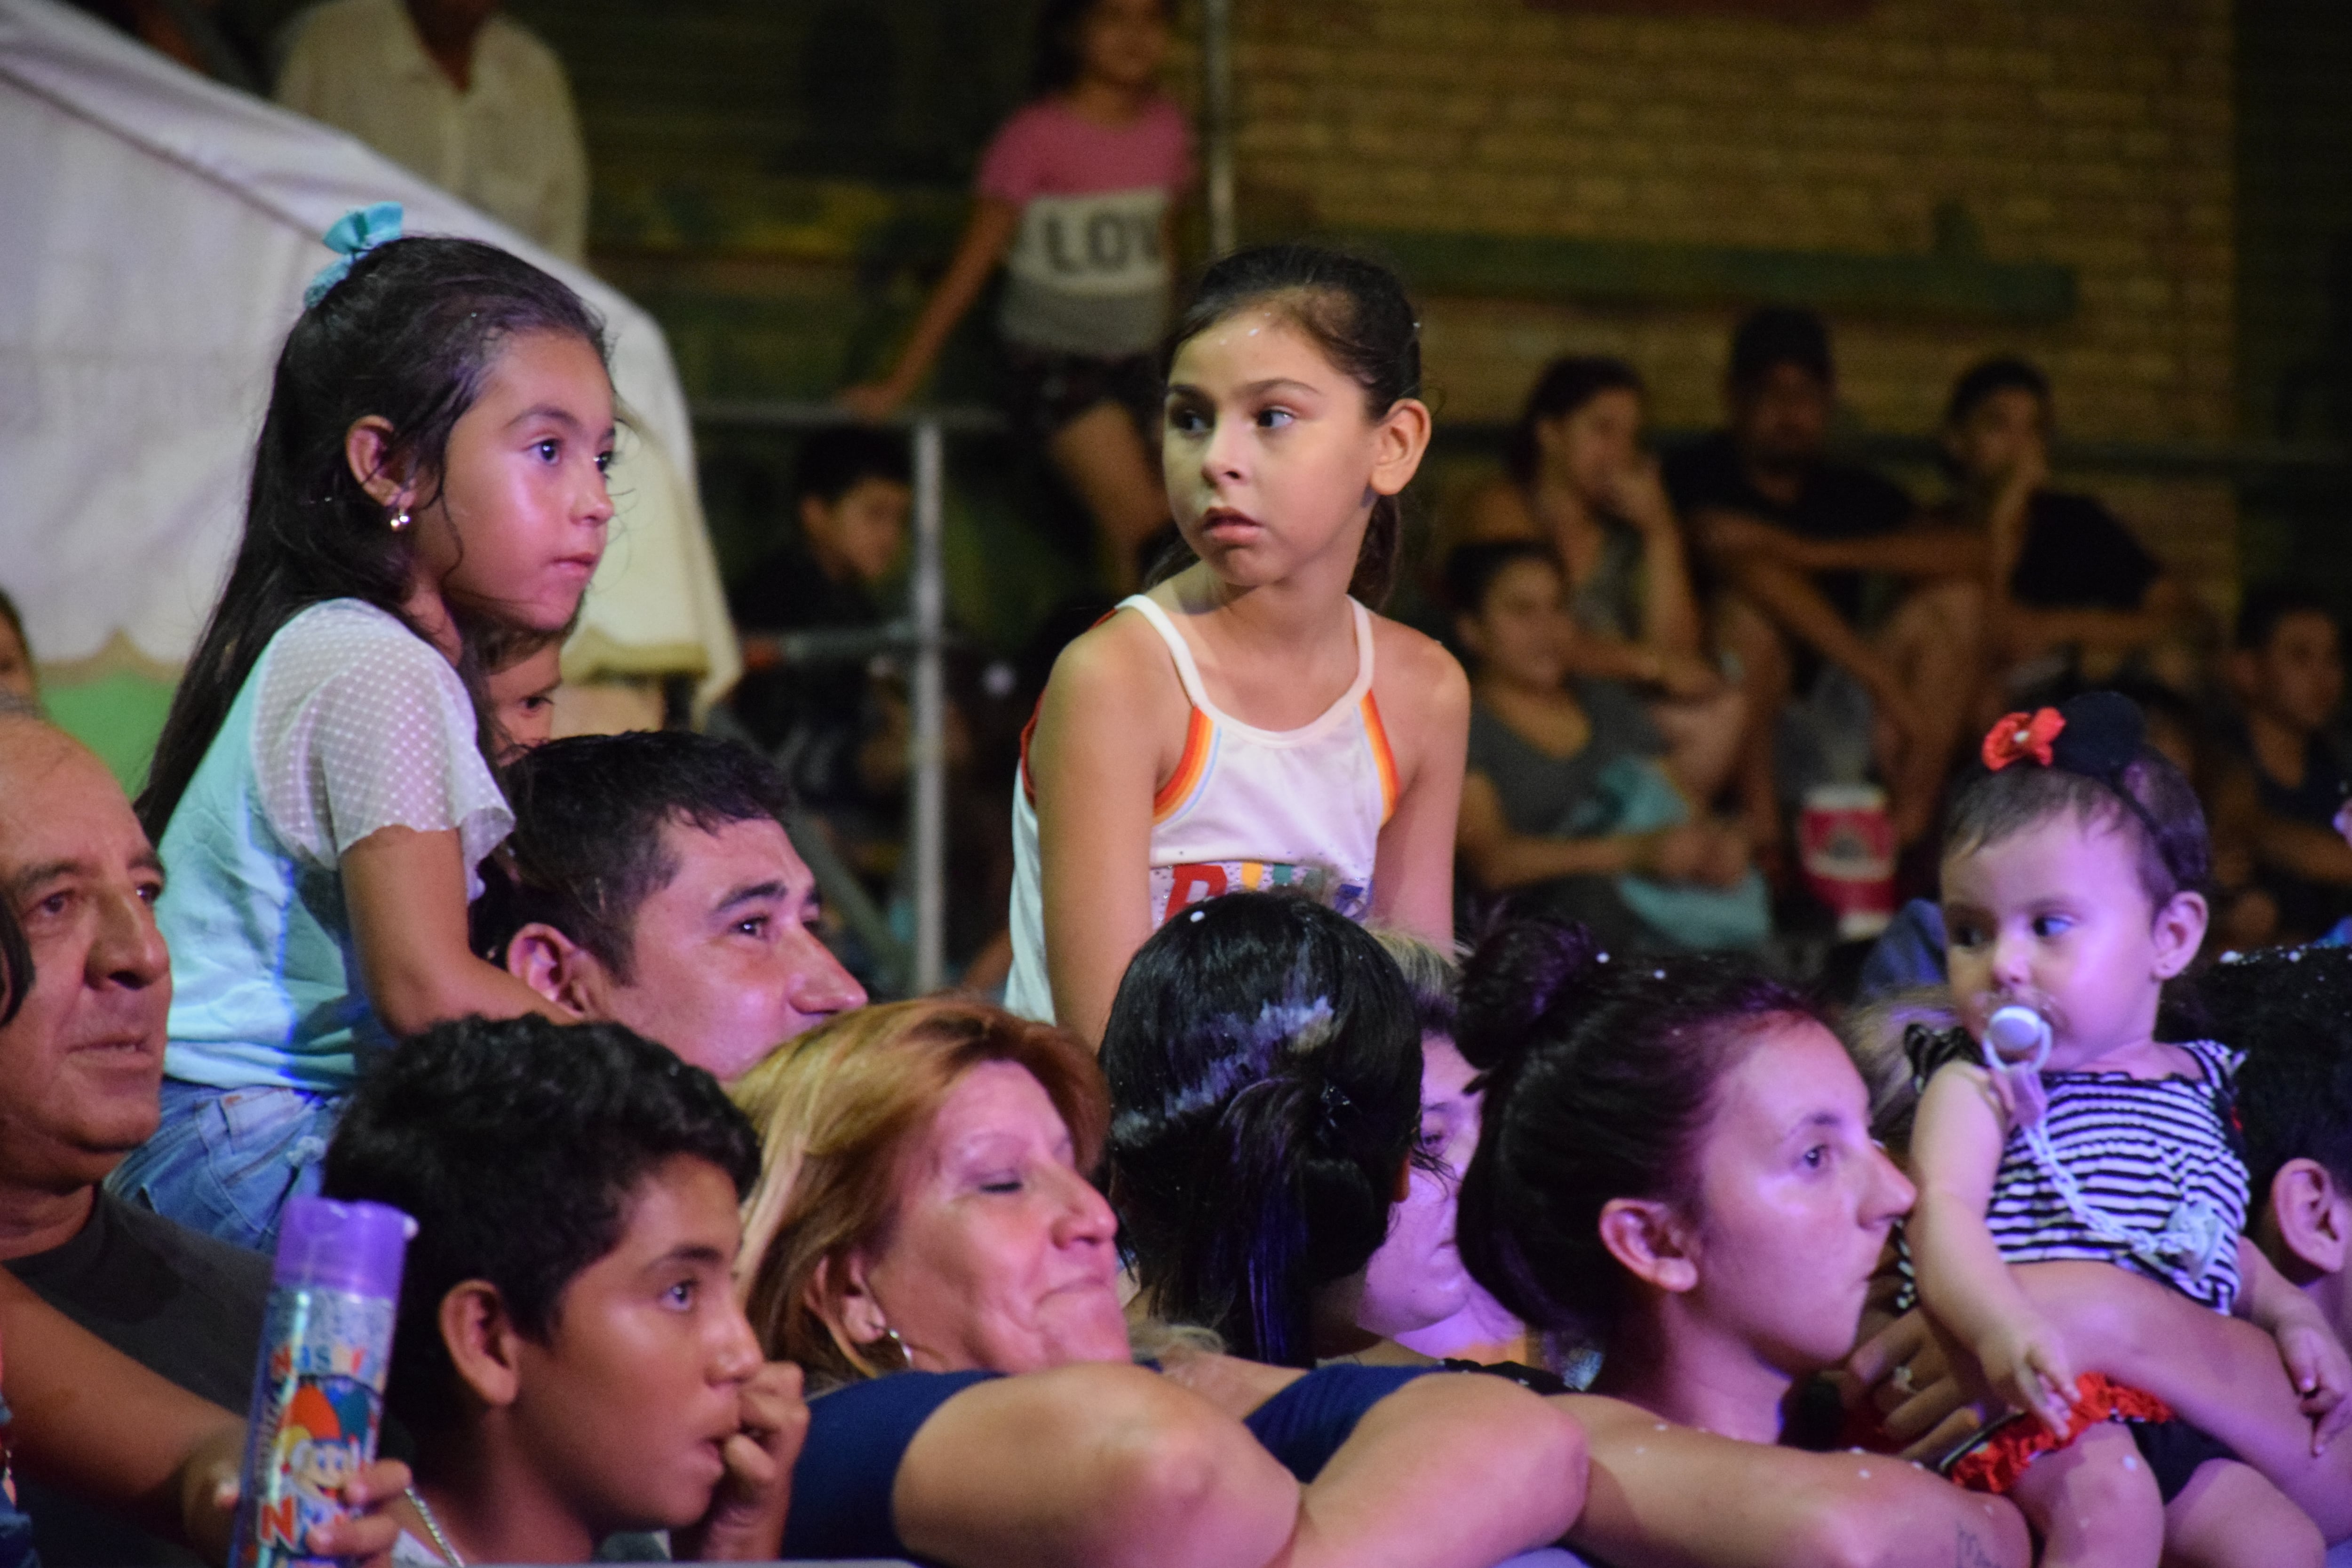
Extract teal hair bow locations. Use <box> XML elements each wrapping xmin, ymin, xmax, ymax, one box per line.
<box><xmin>302</xmin><ymin>202</ymin><xmax>404</xmax><ymax>308</ymax></box>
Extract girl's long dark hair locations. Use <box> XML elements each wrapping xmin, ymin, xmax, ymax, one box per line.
<box><xmin>138</xmin><ymin>238</ymin><xmax>606</xmax><ymax>840</ymax></box>
<box><xmin>1101</xmin><ymin>892</ymin><xmax>1422</xmax><ymax>1366</ymax></box>
<box><xmin>1153</xmin><ymin>244</ymin><xmax>1423</xmax><ymax>607</ymax></box>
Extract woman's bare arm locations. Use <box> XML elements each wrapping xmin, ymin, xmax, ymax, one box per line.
<box><xmin>1561</xmin><ymin>1393</ymin><xmax>2031</xmax><ymax>1568</ymax></box>
<box><xmin>1288</xmin><ymin>1372</ymin><xmax>1586</xmax><ymax>1568</ymax></box>
<box><xmin>893</xmin><ymin>1363</ymin><xmax>1302</xmax><ymax>1568</ymax></box>
<box><xmin>2018</xmin><ymin>1260</ymin><xmax>2352</xmax><ymax>1541</ymax></box>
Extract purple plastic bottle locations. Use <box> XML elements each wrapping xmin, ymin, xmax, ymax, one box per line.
<box><xmin>230</xmin><ymin>1197</ymin><xmax>415</xmax><ymax>1568</ymax></box>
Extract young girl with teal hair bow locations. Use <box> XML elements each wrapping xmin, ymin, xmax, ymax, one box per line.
<box><xmin>110</xmin><ymin>208</ymin><xmax>613</xmax><ymax>1251</ymax></box>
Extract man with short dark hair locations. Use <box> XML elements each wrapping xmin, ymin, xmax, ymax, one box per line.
<box><xmin>322</xmin><ymin>1013</ymin><xmax>803</xmax><ymax>1564</ymax></box>
<box><xmin>1666</xmin><ymin>307</ymin><xmax>1984</xmax><ymax>846</ymax></box>
<box><xmin>0</xmin><ymin>710</ymin><xmax>271</xmax><ymax>1565</ymax></box>
<box><xmin>474</xmin><ymin>731</ymin><xmax>865</xmax><ymax>1082</ymax></box>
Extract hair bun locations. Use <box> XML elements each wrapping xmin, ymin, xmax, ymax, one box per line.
<box><xmin>2050</xmin><ymin>690</ymin><xmax>2145</xmax><ymax>779</ymax></box>
<box><xmin>1456</xmin><ymin>918</ymin><xmax>1612</xmax><ymax>1073</ymax></box>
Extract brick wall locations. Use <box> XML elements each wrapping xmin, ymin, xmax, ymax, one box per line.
<box><xmin>1220</xmin><ymin>0</ymin><xmax>2233</xmax><ymax>442</ymax></box>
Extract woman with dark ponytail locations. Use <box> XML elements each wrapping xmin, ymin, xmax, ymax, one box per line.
<box><xmin>1010</xmin><ymin>244</ymin><xmax>1469</xmax><ymax>1044</ymax></box>
<box><xmin>1448</xmin><ymin>918</ymin><xmax>2038</xmax><ymax>1568</ymax></box>
<box><xmin>1102</xmin><ymin>891</ymin><xmax>1422</xmax><ymax>1365</ymax></box>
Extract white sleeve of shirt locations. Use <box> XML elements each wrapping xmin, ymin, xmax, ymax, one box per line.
<box><xmin>252</xmin><ymin>604</ymin><xmax>514</xmax><ymax>895</ymax></box>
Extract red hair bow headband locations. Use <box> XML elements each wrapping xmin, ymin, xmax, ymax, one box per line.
<box><xmin>1982</xmin><ymin>708</ymin><xmax>2065</xmax><ymax>771</ymax></box>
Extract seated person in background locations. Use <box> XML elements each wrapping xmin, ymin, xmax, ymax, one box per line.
<box><xmin>1459</xmin><ymin>919</ymin><xmax>2035</xmax><ymax>1566</ymax></box>
<box><xmin>1942</xmin><ymin>356</ymin><xmax>2195</xmax><ymax>709</ymax></box>
<box><xmin>474</xmin><ymin>731</ymin><xmax>866</xmax><ymax>1082</ymax></box>
<box><xmin>319</xmin><ymin>1015</ymin><xmax>803</xmax><ymax>1565</ymax></box>
<box><xmin>1369</xmin><ymin>931</ymin><xmax>1538</xmax><ymax>1369</ymax></box>
<box><xmin>2221</xmin><ymin>586</ymin><xmax>2352</xmax><ymax>943</ymax></box>
<box><xmin>733</xmin><ymin>993</ymin><xmax>1587</xmax><ymax>1568</ymax></box>
<box><xmin>0</xmin><ymin>591</ymin><xmax>35</xmax><ymax>705</ymax></box>
<box><xmin>1457</xmin><ymin>357</ymin><xmax>1750</xmax><ymax>816</ymax></box>
<box><xmin>0</xmin><ymin>709</ymin><xmax>274</xmax><ymax>1567</ymax></box>
<box><xmin>1449</xmin><ymin>541</ymin><xmax>1766</xmax><ymax>954</ymax></box>
<box><xmin>275</xmin><ymin>0</ymin><xmax>589</xmax><ymax>260</ymax></box>
<box><xmin>1669</xmin><ymin>306</ymin><xmax>1982</xmax><ymax>845</ymax></box>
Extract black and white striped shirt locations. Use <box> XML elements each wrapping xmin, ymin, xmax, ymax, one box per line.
<box><xmin>1980</xmin><ymin>1038</ymin><xmax>2248</xmax><ymax>1312</ymax></box>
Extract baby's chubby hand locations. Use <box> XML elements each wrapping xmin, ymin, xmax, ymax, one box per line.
<box><xmin>1979</xmin><ymin>1314</ymin><xmax>2077</xmax><ymax>1436</ymax></box>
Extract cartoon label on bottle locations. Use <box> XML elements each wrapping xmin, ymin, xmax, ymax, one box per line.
<box><xmin>235</xmin><ymin>1290</ymin><xmax>394</xmax><ymax>1568</ymax></box>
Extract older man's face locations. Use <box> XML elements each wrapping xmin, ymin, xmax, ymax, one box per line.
<box><xmin>0</xmin><ymin>722</ymin><xmax>172</xmax><ymax>1195</ymax></box>
<box><xmin>557</xmin><ymin>814</ymin><xmax>866</xmax><ymax>1082</ymax></box>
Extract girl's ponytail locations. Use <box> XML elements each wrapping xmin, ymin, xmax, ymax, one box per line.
<box><xmin>1102</xmin><ymin>892</ymin><xmax>1421</xmax><ymax>1366</ymax></box>
<box><xmin>1164</xmin><ymin>245</ymin><xmax>1422</xmax><ymax>608</ymax></box>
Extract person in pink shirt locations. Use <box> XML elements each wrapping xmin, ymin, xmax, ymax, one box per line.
<box><xmin>841</xmin><ymin>0</ymin><xmax>1191</xmax><ymax>589</ymax></box>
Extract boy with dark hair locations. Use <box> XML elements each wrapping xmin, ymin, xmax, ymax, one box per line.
<box><xmin>320</xmin><ymin>1014</ymin><xmax>805</xmax><ymax>1566</ymax></box>
<box><xmin>472</xmin><ymin>732</ymin><xmax>865</xmax><ymax>1082</ymax></box>
<box><xmin>727</xmin><ymin>426</ymin><xmax>913</xmax><ymax>778</ymax></box>
<box><xmin>2226</xmin><ymin>584</ymin><xmax>2352</xmax><ymax>941</ymax></box>
<box><xmin>1943</xmin><ymin>355</ymin><xmax>2191</xmax><ymax>700</ymax></box>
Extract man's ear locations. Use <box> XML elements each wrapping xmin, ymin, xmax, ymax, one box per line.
<box><xmin>2149</xmin><ymin>890</ymin><xmax>2209</xmax><ymax>979</ymax></box>
<box><xmin>2269</xmin><ymin>1159</ymin><xmax>2351</xmax><ymax>1278</ymax></box>
<box><xmin>439</xmin><ymin>1281</ymin><xmax>525</xmax><ymax>1410</ymax></box>
<box><xmin>1454</xmin><ymin>613</ymin><xmax>1489</xmax><ymax>661</ymax></box>
<box><xmin>344</xmin><ymin>416</ymin><xmax>413</xmax><ymax>512</ymax></box>
<box><xmin>1597</xmin><ymin>1196</ymin><xmax>1700</xmax><ymax>1295</ymax></box>
<box><xmin>798</xmin><ymin>493</ymin><xmax>834</xmax><ymax>544</ymax></box>
<box><xmin>504</xmin><ymin>922</ymin><xmax>599</xmax><ymax>1019</ymax></box>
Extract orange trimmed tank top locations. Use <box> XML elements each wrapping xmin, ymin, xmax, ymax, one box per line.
<box><xmin>1005</xmin><ymin>594</ymin><xmax>1399</xmax><ymax>1023</ymax></box>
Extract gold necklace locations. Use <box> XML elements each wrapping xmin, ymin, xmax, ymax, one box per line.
<box><xmin>405</xmin><ymin>1486</ymin><xmax>465</xmax><ymax>1567</ymax></box>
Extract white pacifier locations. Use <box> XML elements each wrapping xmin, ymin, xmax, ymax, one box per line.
<box><xmin>1983</xmin><ymin>1004</ymin><xmax>2053</xmax><ymax>1073</ymax></box>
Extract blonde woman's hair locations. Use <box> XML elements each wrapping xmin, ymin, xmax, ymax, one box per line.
<box><xmin>731</xmin><ymin>997</ymin><xmax>1108</xmax><ymax>1390</ymax></box>
<box><xmin>1372</xmin><ymin>927</ymin><xmax>1462</xmax><ymax>1041</ymax></box>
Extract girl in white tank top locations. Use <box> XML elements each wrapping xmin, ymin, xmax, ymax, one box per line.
<box><xmin>1006</xmin><ymin>594</ymin><xmax>1401</xmax><ymax>1019</ymax></box>
<box><xmin>1007</xmin><ymin>246</ymin><xmax>1468</xmax><ymax>1037</ymax></box>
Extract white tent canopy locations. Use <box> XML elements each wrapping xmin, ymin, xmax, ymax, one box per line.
<box><xmin>0</xmin><ymin>0</ymin><xmax>738</xmax><ymax>706</ymax></box>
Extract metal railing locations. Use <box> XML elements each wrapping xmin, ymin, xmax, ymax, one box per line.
<box><xmin>695</xmin><ymin>401</ymin><xmax>1006</xmax><ymax>994</ymax></box>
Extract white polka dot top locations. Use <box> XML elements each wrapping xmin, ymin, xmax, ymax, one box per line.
<box><xmin>156</xmin><ymin>599</ymin><xmax>513</xmax><ymax>1092</ymax></box>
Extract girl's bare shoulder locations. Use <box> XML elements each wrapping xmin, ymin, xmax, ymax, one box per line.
<box><xmin>1039</xmin><ymin>604</ymin><xmax>1189</xmax><ymax>728</ymax></box>
<box><xmin>1369</xmin><ymin>615</ymin><xmax>1470</xmax><ymax>724</ymax></box>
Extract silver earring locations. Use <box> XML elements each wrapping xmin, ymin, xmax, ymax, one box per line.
<box><xmin>389</xmin><ymin>509</ymin><xmax>412</xmax><ymax>532</ymax></box>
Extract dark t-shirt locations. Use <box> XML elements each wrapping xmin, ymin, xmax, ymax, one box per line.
<box><xmin>1662</xmin><ymin>430</ymin><xmax>1914</xmax><ymax>623</ymax></box>
<box><xmin>726</xmin><ymin>541</ymin><xmax>882</xmax><ymax>805</ymax></box>
<box><xmin>5</xmin><ymin>1191</ymin><xmax>270</xmax><ymax>1567</ymax></box>
<box><xmin>2008</xmin><ymin>490</ymin><xmax>2161</xmax><ymax>611</ymax></box>
<box><xmin>2242</xmin><ymin>728</ymin><xmax>2352</xmax><ymax>940</ymax></box>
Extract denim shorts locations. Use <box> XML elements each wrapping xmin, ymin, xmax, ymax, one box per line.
<box><xmin>106</xmin><ymin>1078</ymin><xmax>342</xmax><ymax>1253</ymax></box>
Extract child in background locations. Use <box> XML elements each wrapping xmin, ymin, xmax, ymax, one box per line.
<box><xmin>111</xmin><ymin>212</ymin><xmax>608</xmax><ymax>1250</ymax></box>
<box><xmin>727</xmin><ymin>427</ymin><xmax>915</xmax><ymax>813</ymax></box>
<box><xmin>482</xmin><ymin>636</ymin><xmax>564</xmax><ymax>763</ymax></box>
<box><xmin>320</xmin><ymin>1015</ymin><xmax>803</xmax><ymax>1566</ymax></box>
<box><xmin>2224</xmin><ymin>585</ymin><xmax>2352</xmax><ymax>942</ymax></box>
<box><xmin>1449</xmin><ymin>540</ymin><xmax>1766</xmax><ymax>954</ymax></box>
<box><xmin>841</xmin><ymin>0</ymin><xmax>1187</xmax><ymax>585</ymax></box>
<box><xmin>1909</xmin><ymin>691</ymin><xmax>2346</xmax><ymax>1568</ymax></box>
<box><xmin>1009</xmin><ymin>246</ymin><xmax>1467</xmax><ymax>1041</ymax></box>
